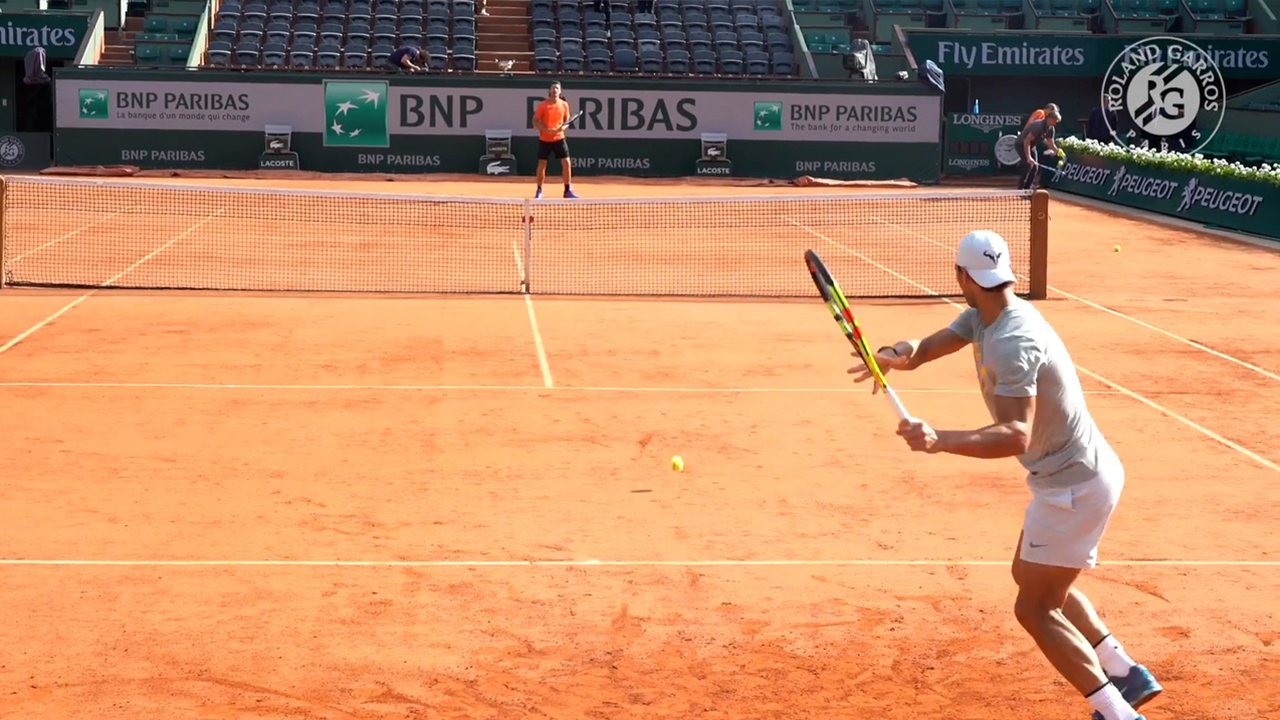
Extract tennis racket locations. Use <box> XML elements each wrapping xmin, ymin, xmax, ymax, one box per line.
<box><xmin>557</xmin><ymin>111</ymin><xmax>585</xmax><ymax>131</ymax></box>
<box><xmin>804</xmin><ymin>249</ymin><xmax>912</xmax><ymax>422</ymax></box>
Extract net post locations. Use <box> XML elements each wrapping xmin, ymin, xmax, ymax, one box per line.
<box><xmin>522</xmin><ymin>201</ymin><xmax>532</xmax><ymax>293</ymax></box>
<box><xmin>0</xmin><ymin>176</ymin><xmax>7</xmax><ymax>289</ymax></box>
<box><xmin>1029</xmin><ymin>189</ymin><xmax>1049</xmax><ymax>300</ymax></box>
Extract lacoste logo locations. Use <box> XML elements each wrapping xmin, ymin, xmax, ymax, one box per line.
<box><xmin>983</xmin><ymin>250</ymin><xmax>1002</xmax><ymax>266</ymax></box>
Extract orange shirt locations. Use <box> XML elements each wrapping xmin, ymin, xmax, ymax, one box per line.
<box><xmin>1025</xmin><ymin>109</ymin><xmax>1046</xmax><ymax>128</ymax></box>
<box><xmin>535</xmin><ymin>98</ymin><xmax>571</xmax><ymax>142</ymax></box>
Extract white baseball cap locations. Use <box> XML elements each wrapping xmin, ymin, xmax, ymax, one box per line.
<box><xmin>956</xmin><ymin>230</ymin><xmax>1017</xmax><ymax>289</ymax></box>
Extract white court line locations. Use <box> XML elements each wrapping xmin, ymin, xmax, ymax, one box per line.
<box><xmin>869</xmin><ymin>215</ymin><xmax>1280</xmax><ymax>384</ymax></box>
<box><xmin>1074</xmin><ymin>365</ymin><xmax>1280</xmax><ymax>472</ymax></box>
<box><xmin>0</xmin><ymin>296</ymin><xmax>95</xmax><ymax>355</ymax></box>
<box><xmin>7</xmin><ymin>206</ymin><xmax>133</xmax><ymax>264</ymax></box>
<box><xmin>0</xmin><ymin>210</ymin><xmax>225</xmax><ymax>357</ymax></box>
<box><xmin>802</xmin><ymin>222</ymin><xmax>1280</xmax><ymax>475</ymax></box>
<box><xmin>512</xmin><ymin>240</ymin><xmax>554</xmax><ymax>388</ymax></box>
<box><xmin>1048</xmin><ymin>285</ymin><xmax>1280</xmax><ymax>383</ymax></box>
<box><xmin>0</xmin><ymin>381</ymin><xmax>1127</xmax><ymax>394</ymax></box>
<box><xmin>0</xmin><ymin>559</ymin><xmax>1276</xmax><ymax>568</ymax></box>
<box><xmin>786</xmin><ymin>217</ymin><xmax>941</xmax><ymax>297</ymax></box>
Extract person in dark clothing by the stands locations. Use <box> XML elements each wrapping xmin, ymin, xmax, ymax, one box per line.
<box><xmin>385</xmin><ymin>45</ymin><xmax>424</xmax><ymax>72</ymax></box>
<box><xmin>1017</xmin><ymin>110</ymin><xmax>1062</xmax><ymax>191</ymax></box>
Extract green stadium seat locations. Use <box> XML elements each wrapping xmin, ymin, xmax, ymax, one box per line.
<box><xmin>1123</xmin><ymin>0</ymin><xmax>1157</xmax><ymax>16</ymax></box>
<box><xmin>810</xmin><ymin>41</ymin><xmax>832</xmax><ymax>52</ymax></box>
<box><xmin>1192</xmin><ymin>0</ymin><xmax>1223</xmax><ymax>16</ymax></box>
<box><xmin>174</xmin><ymin>18</ymin><xmax>198</xmax><ymax>39</ymax></box>
<box><xmin>1156</xmin><ymin>0</ymin><xmax>1178</xmax><ymax>13</ymax></box>
<box><xmin>144</xmin><ymin>16</ymin><xmax>169</xmax><ymax>32</ymax></box>
<box><xmin>135</xmin><ymin>45</ymin><xmax>161</xmax><ymax>63</ymax></box>
<box><xmin>978</xmin><ymin>0</ymin><xmax>1001</xmax><ymax>11</ymax></box>
<box><xmin>1224</xmin><ymin>0</ymin><xmax>1247</xmax><ymax>15</ymax></box>
<box><xmin>1050</xmin><ymin>0</ymin><xmax>1073</xmax><ymax>13</ymax></box>
<box><xmin>1077</xmin><ymin>0</ymin><xmax>1099</xmax><ymax>11</ymax></box>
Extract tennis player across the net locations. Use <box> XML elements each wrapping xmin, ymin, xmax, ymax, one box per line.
<box><xmin>532</xmin><ymin>81</ymin><xmax>580</xmax><ymax>200</ymax></box>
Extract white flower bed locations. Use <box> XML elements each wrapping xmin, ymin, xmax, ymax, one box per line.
<box><xmin>1059</xmin><ymin>137</ymin><xmax>1280</xmax><ymax>188</ymax></box>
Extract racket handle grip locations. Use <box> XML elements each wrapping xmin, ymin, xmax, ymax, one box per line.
<box><xmin>883</xmin><ymin>386</ymin><xmax>912</xmax><ymax>423</ymax></box>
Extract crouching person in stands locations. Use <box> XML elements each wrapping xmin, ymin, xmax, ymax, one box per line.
<box><xmin>385</xmin><ymin>44</ymin><xmax>425</xmax><ymax>73</ymax></box>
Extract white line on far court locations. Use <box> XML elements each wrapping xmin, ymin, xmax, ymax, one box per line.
<box><xmin>0</xmin><ymin>559</ymin><xmax>1276</xmax><ymax>568</ymax></box>
<box><xmin>797</xmin><ymin>222</ymin><xmax>1280</xmax><ymax>475</ymax></box>
<box><xmin>0</xmin><ymin>382</ymin><xmax>1126</xmax><ymax>394</ymax></box>
<box><xmin>7</xmin><ymin>206</ymin><xmax>133</xmax><ymax>264</ymax></box>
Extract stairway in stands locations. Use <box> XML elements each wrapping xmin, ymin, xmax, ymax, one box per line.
<box><xmin>475</xmin><ymin>0</ymin><xmax>533</xmax><ymax>73</ymax></box>
<box><xmin>99</xmin><ymin>17</ymin><xmax>143</xmax><ymax>66</ymax></box>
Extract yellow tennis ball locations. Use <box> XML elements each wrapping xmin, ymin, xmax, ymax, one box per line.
<box><xmin>1114</xmin><ymin>245</ymin><xmax>1121</xmax><ymax>252</ymax></box>
<box><xmin>671</xmin><ymin>455</ymin><xmax>684</xmax><ymax>472</ymax></box>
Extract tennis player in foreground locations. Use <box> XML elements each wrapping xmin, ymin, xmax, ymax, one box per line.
<box><xmin>851</xmin><ymin>231</ymin><xmax>1162</xmax><ymax>720</ymax></box>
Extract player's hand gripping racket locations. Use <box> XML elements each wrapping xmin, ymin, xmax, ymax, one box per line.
<box><xmin>804</xmin><ymin>249</ymin><xmax>913</xmax><ymax>422</ymax></box>
<box><xmin>557</xmin><ymin>111</ymin><xmax>585</xmax><ymax>131</ymax></box>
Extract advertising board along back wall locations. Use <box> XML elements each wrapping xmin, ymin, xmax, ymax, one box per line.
<box><xmin>54</xmin><ymin>70</ymin><xmax>946</xmax><ymax>181</ymax></box>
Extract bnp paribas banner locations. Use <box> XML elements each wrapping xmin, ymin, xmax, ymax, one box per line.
<box><xmin>56</xmin><ymin>78</ymin><xmax>942</xmax><ymax>145</ymax></box>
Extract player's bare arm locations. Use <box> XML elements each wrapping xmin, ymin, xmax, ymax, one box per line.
<box><xmin>847</xmin><ymin>327</ymin><xmax>969</xmax><ymax>389</ymax></box>
<box><xmin>901</xmin><ymin>393</ymin><xmax>1034</xmax><ymax>458</ymax></box>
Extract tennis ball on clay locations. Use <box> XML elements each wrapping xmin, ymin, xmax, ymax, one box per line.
<box><xmin>1114</xmin><ymin>245</ymin><xmax>1122</xmax><ymax>252</ymax></box>
<box><xmin>671</xmin><ymin>455</ymin><xmax>685</xmax><ymax>472</ymax></box>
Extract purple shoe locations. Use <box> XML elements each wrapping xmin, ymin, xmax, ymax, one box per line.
<box><xmin>563</xmin><ymin>187</ymin><xmax>579</xmax><ymax>198</ymax></box>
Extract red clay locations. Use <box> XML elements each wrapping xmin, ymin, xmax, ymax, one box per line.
<box><xmin>1</xmin><ymin>178</ymin><xmax>1277</xmax><ymax>720</ymax></box>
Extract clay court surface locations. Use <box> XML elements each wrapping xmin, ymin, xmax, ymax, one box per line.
<box><xmin>1</xmin><ymin>175</ymin><xmax>1278</xmax><ymax>719</ymax></box>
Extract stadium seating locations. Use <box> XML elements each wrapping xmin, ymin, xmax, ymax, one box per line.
<box><xmin>202</xmin><ymin>0</ymin><xmax>480</xmax><ymax>69</ymax></box>
<box><xmin>534</xmin><ymin>0</ymin><xmax>795</xmax><ymax>75</ymax></box>
<box><xmin>191</xmin><ymin>0</ymin><xmax>792</xmax><ymax>74</ymax></box>
<box><xmin>1202</xmin><ymin>130</ymin><xmax>1280</xmax><ymax>162</ymax></box>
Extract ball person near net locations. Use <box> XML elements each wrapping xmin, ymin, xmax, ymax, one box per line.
<box><xmin>1017</xmin><ymin>109</ymin><xmax>1062</xmax><ymax>191</ymax></box>
<box><xmin>849</xmin><ymin>231</ymin><xmax>1162</xmax><ymax>720</ymax></box>
<box><xmin>532</xmin><ymin>81</ymin><xmax>578</xmax><ymax>200</ymax></box>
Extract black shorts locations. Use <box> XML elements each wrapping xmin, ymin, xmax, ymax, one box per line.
<box><xmin>538</xmin><ymin>139</ymin><xmax>570</xmax><ymax>161</ymax></box>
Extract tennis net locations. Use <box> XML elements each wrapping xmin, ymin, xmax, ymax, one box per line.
<box><xmin>0</xmin><ymin>177</ymin><xmax>1047</xmax><ymax>299</ymax></box>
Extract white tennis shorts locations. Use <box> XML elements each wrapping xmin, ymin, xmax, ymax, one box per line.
<box><xmin>1020</xmin><ymin>451</ymin><xmax>1126</xmax><ymax>570</ymax></box>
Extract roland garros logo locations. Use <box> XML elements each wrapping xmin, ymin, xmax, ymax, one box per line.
<box><xmin>1101</xmin><ymin>36</ymin><xmax>1226</xmax><ymax>154</ymax></box>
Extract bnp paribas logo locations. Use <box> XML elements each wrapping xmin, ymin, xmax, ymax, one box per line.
<box><xmin>79</xmin><ymin>88</ymin><xmax>109</xmax><ymax>119</ymax></box>
<box><xmin>324</xmin><ymin>80</ymin><xmax>389</xmax><ymax>147</ymax></box>
<box><xmin>753</xmin><ymin>101</ymin><xmax>782</xmax><ymax>131</ymax></box>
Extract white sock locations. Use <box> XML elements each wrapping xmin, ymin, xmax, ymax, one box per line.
<box><xmin>1087</xmin><ymin>681</ymin><xmax>1139</xmax><ymax>720</ymax></box>
<box><xmin>1094</xmin><ymin>634</ymin><xmax>1138</xmax><ymax>678</ymax></box>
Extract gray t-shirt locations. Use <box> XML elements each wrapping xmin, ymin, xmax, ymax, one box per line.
<box><xmin>948</xmin><ymin>299</ymin><xmax>1110</xmax><ymax>489</ymax></box>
